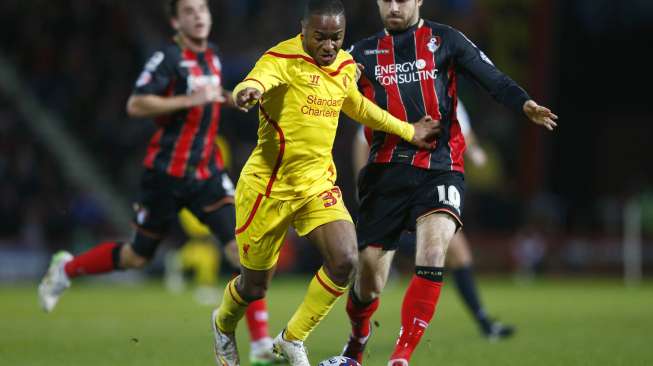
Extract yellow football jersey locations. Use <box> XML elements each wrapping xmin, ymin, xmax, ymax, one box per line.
<box><xmin>233</xmin><ymin>35</ymin><xmax>415</xmax><ymax>200</ymax></box>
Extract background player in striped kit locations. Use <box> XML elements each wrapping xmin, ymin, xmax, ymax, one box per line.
<box><xmin>343</xmin><ymin>1</ymin><xmax>557</xmax><ymax>365</ymax></box>
<box><xmin>37</xmin><ymin>1</ymin><xmax>282</xmax><ymax>364</ymax></box>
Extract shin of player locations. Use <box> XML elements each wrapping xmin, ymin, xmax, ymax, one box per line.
<box><xmin>391</xmin><ymin>213</ymin><xmax>456</xmax><ymax>363</ymax></box>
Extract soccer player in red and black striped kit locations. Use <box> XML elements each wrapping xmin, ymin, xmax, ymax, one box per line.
<box><xmin>38</xmin><ymin>1</ymin><xmax>281</xmax><ymax>364</ymax></box>
<box><xmin>342</xmin><ymin>1</ymin><xmax>558</xmax><ymax>365</ymax></box>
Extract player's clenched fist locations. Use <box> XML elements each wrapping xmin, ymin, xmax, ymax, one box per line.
<box><xmin>411</xmin><ymin>115</ymin><xmax>442</xmax><ymax>149</ymax></box>
<box><xmin>234</xmin><ymin>87</ymin><xmax>262</xmax><ymax>112</ymax></box>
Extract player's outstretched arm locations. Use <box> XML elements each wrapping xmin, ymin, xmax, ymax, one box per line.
<box><xmin>523</xmin><ymin>100</ymin><xmax>558</xmax><ymax>131</ymax></box>
<box><xmin>126</xmin><ymin>85</ymin><xmax>225</xmax><ymax>118</ymax></box>
<box><xmin>342</xmin><ymin>87</ymin><xmax>441</xmax><ymax>149</ymax></box>
<box><xmin>451</xmin><ymin>28</ymin><xmax>559</xmax><ymax>132</ymax></box>
<box><xmin>220</xmin><ymin>89</ymin><xmax>237</xmax><ymax>109</ymax></box>
<box><xmin>230</xmin><ymin>52</ymin><xmax>290</xmax><ymax>113</ymax></box>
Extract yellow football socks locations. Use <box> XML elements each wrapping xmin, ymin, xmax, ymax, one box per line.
<box><xmin>215</xmin><ymin>276</ymin><xmax>248</xmax><ymax>333</ymax></box>
<box><xmin>285</xmin><ymin>267</ymin><xmax>347</xmax><ymax>341</ymax></box>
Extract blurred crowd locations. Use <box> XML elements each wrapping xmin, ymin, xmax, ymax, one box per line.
<box><xmin>1</xmin><ymin>0</ymin><xmax>650</xmax><ymax>279</ymax></box>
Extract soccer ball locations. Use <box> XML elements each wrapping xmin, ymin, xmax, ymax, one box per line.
<box><xmin>317</xmin><ymin>356</ymin><xmax>361</xmax><ymax>366</ymax></box>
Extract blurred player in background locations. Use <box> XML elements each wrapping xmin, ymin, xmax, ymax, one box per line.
<box><xmin>37</xmin><ymin>1</ymin><xmax>281</xmax><ymax>364</ymax></box>
<box><xmin>210</xmin><ymin>1</ymin><xmax>440</xmax><ymax>365</ymax></box>
<box><xmin>166</xmin><ymin>136</ymin><xmax>235</xmax><ymax>304</ymax></box>
<box><xmin>343</xmin><ymin>1</ymin><xmax>557</xmax><ymax>365</ymax></box>
<box><xmin>351</xmin><ymin>100</ymin><xmax>515</xmax><ymax>345</ymax></box>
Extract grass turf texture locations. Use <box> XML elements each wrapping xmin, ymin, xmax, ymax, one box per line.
<box><xmin>1</xmin><ymin>277</ymin><xmax>651</xmax><ymax>365</ymax></box>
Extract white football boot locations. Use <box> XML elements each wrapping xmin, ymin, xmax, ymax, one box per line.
<box><xmin>38</xmin><ymin>251</ymin><xmax>73</xmax><ymax>312</ymax></box>
<box><xmin>212</xmin><ymin>309</ymin><xmax>240</xmax><ymax>366</ymax></box>
<box><xmin>273</xmin><ymin>330</ymin><xmax>309</xmax><ymax>366</ymax></box>
<box><xmin>250</xmin><ymin>336</ymin><xmax>287</xmax><ymax>365</ymax></box>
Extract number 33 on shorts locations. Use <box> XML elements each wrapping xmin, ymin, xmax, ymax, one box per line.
<box><xmin>320</xmin><ymin>187</ymin><xmax>342</xmax><ymax>208</ymax></box>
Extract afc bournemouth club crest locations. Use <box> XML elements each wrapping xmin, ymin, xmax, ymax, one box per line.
<box><xmin>427</xmin><ymin>36</ymin><xmax>441</xmax><ymax>53</ymax></box>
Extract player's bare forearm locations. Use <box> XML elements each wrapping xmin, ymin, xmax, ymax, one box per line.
<box><xmin>523</xmin><ymin>100</ymin><xmax>558</xmax><ymax>131</ymax></box>
<box><xmin>221</xmin><ymin>90</ymin><xmax>236</xmax><ymax>109</ymax></box>
<box><xmin>127</xmin><ymin>84</ymin><xmax>224</xmax><ymax>118</ymax></box>
<box><xmin>126</xmin><ymin>94</ymin><xmax>192</xmax><ymax>118</ymax></box>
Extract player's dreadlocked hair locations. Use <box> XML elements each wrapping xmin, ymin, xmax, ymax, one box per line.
<box><xmin>303</xmin><ymin>0</ymin><xmax>345</xmax><ymax>20</ymax></box>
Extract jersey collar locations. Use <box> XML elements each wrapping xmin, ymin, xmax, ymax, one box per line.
<box><xmin>384</xmin><ymin>18</ymin><xmax>424</xmax><ymax>36</ymax></box>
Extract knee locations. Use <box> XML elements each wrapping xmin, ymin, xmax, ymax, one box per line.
<box><xmin>422</xmin><ymin>245</ymin><xmax>448</xmax><ymax>263</ymax></box>
<box><xmin>120</xmin><ymin>245</ymin><xmax>150</xmax><ymax>269</ymax></box>
<box><xmin>238</xmin><ymin>279</ymin><xmax>268</xmax><ymax>302</ymax></box>
<box><xmin>326</xmin><ymin>250</ymin><xmax>358</xmax><ymax>281</ymax></box>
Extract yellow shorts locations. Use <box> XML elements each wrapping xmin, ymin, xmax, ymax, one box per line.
<box><xmin>234</xmin><ymin>182</ymin><xmax>352</xmax><ymax>271</ymax></box>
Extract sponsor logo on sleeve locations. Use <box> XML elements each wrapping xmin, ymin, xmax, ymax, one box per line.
<box><xmin>144</xmin><ymin>51</ymin><xmax>165</xmax><ymax>72</ymax></box>
<box><xmin>135</xmin><ymin>71</ymin><xmax>152</xmax><ymax>87</ymax></box>
<box><xmin>458</xmin><ymin>31</ymin><xmax>494</xmax><ymax>65</ymax></box>
<box><xmin>136</xmin><ymin>51</ymin><xmax>165</xmax><ymax>87</ymax></box>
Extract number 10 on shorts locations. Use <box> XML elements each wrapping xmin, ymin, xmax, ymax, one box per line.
<box><xmin>436</xmin><ymin>185</ymin><xmax>461</xmax><ymax>211</ymax></box>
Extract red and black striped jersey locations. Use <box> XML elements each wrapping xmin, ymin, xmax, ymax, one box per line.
<box><xmin>132</xmin><ymin>41</ymin><xmax>224</xmax><ymax>180</ymax></box>
<box><xmin>350</xmin><ymin>20</ymin><xmax>530</xmax><ymax>173</ymax></box>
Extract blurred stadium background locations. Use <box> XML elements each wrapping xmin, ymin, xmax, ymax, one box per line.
<box><xmin>1</xmin><ymin>0</ymin><xmax>652</xmax><ymax>365</ymax></box>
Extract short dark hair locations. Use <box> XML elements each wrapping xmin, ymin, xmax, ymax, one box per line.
<box><xmin>165</xmin><ymin>0</ymin><xmax>180</xmax><ymax>18</ymax></box>
<box><xmin>165</xmin><ymin>0</ymin><xmax>209</xmax><ymax>18</ymax></box>
<box><xmin>303</xmin><ymin>0</ymin><xmax>345</xmax><ymax>20</ymax></box>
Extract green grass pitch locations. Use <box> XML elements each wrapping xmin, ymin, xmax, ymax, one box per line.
<box><xmin>1</xmin><ymin>276</ymin><xmax>652</xmax><ymax>365</ymax></box>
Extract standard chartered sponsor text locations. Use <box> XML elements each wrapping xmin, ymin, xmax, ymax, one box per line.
<box><xmin>301</xmin><ymin>95</ymin><xmax>343</xmax><ymax>117</ymax></box>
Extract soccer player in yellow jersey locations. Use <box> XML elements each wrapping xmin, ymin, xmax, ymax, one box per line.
<box><xmin>211</xmin><ymin>1</ymin><xmax>440</xmax><ymax>365</ymax></box>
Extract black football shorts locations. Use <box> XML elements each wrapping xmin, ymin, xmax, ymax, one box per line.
<box><xmin>131</xmin><ymin>169</ymin><xmax>235</xmax><ymax>257</ymax></box>
<box><xmin>356</xmin><ymin>163</ymin><xmax>465</xmax><ymax>251</ymax></box>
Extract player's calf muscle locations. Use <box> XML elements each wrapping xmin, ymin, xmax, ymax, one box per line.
<box><xmin>355</xmin><ymin>274</ymin><xmax>386</xmax><ymax>301</ymax></box>
<box><xmin>357</xmin><ymin>261</ymin><xmax>391</xmax><ymax>300</ymax></box>
<box><xmin>119</xmin><ymin>244</ymin><xmax>149</xmax><ymax>269</ymax></box>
